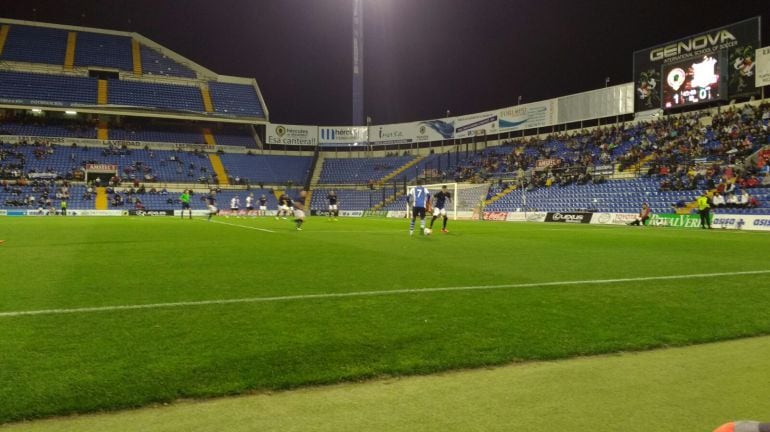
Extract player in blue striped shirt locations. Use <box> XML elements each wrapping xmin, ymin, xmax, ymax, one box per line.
<box><xmin>407</xmin><ymin>181</ymin><xmax>431</xmax><ymax>236</ymax></box>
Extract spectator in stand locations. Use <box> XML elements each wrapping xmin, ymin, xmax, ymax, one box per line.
<box><xmin>711</xmin><ymin>192</ymin><xmax>726</xmax><ymax>208</ymax></box>
<box><xmin>725</xmin><ymin>192</ymin><xmax>739</xmax><ymax>208</ymax></box>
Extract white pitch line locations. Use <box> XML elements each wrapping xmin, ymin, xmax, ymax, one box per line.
<box><xmin>1</xmin><ymin>269</ymin><xmax>769</xmax><ymax>319</ymax></box>
<box><xmin>208</xmin><ymin>219</ymin><xmax>275</xmax><ymax>233</ymax></box>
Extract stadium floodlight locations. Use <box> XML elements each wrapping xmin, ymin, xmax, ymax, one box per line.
<box><xmin>64</xmin><ymin>110</ymin><xmax>77</xmax><ymax>115</ymax></box>
<box><xmin>31</xmin><ymin>109</ymin><xmax>42</xmax><ymax>113</ymax></box>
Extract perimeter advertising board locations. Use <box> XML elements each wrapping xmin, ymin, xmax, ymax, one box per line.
<box><xmin>266</xmin><ymin>124</ymin><xmax>318</xmax><ymax>146</ymax></box>
<box><xmin>318</xmin><ymin>126</ymin><xmax>368</xmax><ymax>145</ymax></box>
<box><xmin>498</xmin><ymin>100</ymin><xmax>557</xmax><ymax>132</ymax></box>
<box><xmin>756</xmin><ymin>47</ymin><xmax>770</xmax><ymax>87</ymax></box>
<box><xmin>453</xmin><ymin>110</ymin><xmax>498</xmax><ymax>139</ymax></box>
<box><xmin>368</xmin><ymin>122</ymin><xmax>418</xmax><ymax>146</ymax></box>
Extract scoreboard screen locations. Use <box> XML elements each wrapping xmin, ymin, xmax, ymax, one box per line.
<box><xmin>662</xmin><ymin>55</ymin><xmax>726</xmax><ymax>109</ymax></box>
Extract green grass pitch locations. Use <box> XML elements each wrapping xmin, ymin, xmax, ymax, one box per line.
<box><xmin>1</xmin><ymin>216</ymin><xmax>769</xmax><ymax>424</ymax></box>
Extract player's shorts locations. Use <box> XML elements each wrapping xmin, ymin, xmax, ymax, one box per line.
<box><xmin>293</xmin><ymin>209</ymin><xmax>305</xmax><ymax>219</ymax></box>
<box><xmin>246</xmin><ymin>206</ymin><xmax>254</xmax><ymax>211</ymax></box>
<box><xmin>208</xmin><ymin>205</ymin><xmax>218</xmax><ymax>213</ymax></box>
<box><xmin>432</xmin><ymin>207</ymin><xmax>447</xmax><ymax>217</ymax></box>
<box><xmin>182</xmin><ymin>202</ymin><xmax>190</xmax><ymax>209</ymax></box>
<box><xmin>230</xmin><ymin>207</ymin><xmax>239</xmax><ymax>212</ymax></box>
<box><xmin>329</xmin><ymin>204</ymin><xmax>338</xmax><ymax>211</ymax></box>
<box><xmin>259</xmin><ymin>205</ymin><xmax>267</xmax><ymax>211</ymax></box>
<box><xmin>412</xmin><ymin>207</ymin><xmax>426</xmax><ymax>218</ymax></box>
<box><xmin>279</xmin><ymin>205</ymin><xmax>290</xmax><ymax>212</ymax></box>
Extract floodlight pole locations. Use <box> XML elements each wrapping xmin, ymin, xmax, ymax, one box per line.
<box><xmin>352</xmin><ymin>0</ymin><xmax>364</xmax><ymax>126</ymax></box>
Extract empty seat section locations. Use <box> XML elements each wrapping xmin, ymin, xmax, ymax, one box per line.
<box><xmin>109</xmin><ymin>123</ymin><xmax>205</xmax><ymax>144</ymax></box>
<box><xmin>208</xmin><ymin>82</ymin><xmax>265</xmax><ymax>118</ymax></box>
<box><xmin>0</xmin><ymin>25</ymin><xmax>67</xmax><ymax>65</ymax></box>
<box><xmin>310</xmin><ymin>189</ymin><xmax>377</xmax><ymax>211</ymax></box>
<box><xmin>213</xmin><ymin>124</ymin><xmax>256</xmax><ymax>148</ymax></box>
<box><xmin>318</xmin><ymin>156</ymin><xmax>415</xmax><ymax>184</ymax></box>
<box><xmin>108</xmin><ymin>80</ymin><xmax>205</xmax><ymax>112</ymax></box>
<box><xmin>0</xmin><ymin>71</ymin><xmax>97</xmax><ymax>105</ymax></box>
<box><xmin>217</xmin><ymin>154</ymin><xmax>312</xmax><ymax>184</ymax></box>
<box><xmin>74</xmin><ymin>32</ymin><xmax>133</xmax><ymax>70</ymax></box>
<box><xmin>140</xmin><ymin>45</ymin><xmax>197</xmax><ymax>78</ymax></box>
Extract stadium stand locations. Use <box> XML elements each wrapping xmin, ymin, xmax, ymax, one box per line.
<box><xmin>217</xmin><ymin>153</ymin><xmax>312</xmax><ymax>185</ymax></box>
<box><xmin>310</xmin><ymin>188</ymin><xmax>378</xmax><ymax>211</ymax></box>
<box><xmin>208</xmin><ymin>82</ymin><xmax>265</xmax><ymax>118</ymax></box>
<box><xmin>107</xmin><ymin>79</ymin><xmax>205</xmax><ymax>112</ymax></box>
<box><xmin>0</xmin><ymin>25</ymin><xmax>67</xmax><ymax>65</ymax></box>
<box><xmin>318</xmin><ymin>155</ymin><xmax>416</xmax><ymax>184</ymax></box>
<box><xmin>0</xmin><ymin>71</ymin><xmax>97</xmax><ymax>105</ymax></box>
<box><xmin>212</xmin><ymin>124</ymin><xmax>258</xmax><ymax>148</ymax></box>
<box><xmin>73</xmin><ymin>32</ymin><xmax>133</xmax><ymax>70</ymax></box>
<box><xmin>139</xmin><ymin>45</ymin><xmax>197</xmax><ymax>78</ymax></box>
<box><xmin>108</xmin><ymin>121</ymin><xmax>205</xmax><ymax>145</ymax></box>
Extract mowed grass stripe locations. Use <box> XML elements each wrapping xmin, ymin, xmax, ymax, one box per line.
<box><xmin>5</xmin><ymin>335</ymin><xmax>769</xmax><ymax>432</ymax></box>
<box><xmin>1</xmin><ymin>268</ymin><xmax>770</xmax><ymax>318</ymax></box>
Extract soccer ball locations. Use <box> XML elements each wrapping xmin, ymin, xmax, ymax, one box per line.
<box><xmin>424</xmin><ymin>228</ymin><xmax>432</xmax><ymax>236</ymax></box>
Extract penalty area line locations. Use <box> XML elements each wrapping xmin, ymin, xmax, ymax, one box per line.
<box><xmin>1</xmin><ymin>269</ymin><xmax>770</xmax><ymax>318</ymax></box>
<box><xmin>205</xmin><ymin>219</ymin><xmax>276</xmax><ymax>233</ymax></box>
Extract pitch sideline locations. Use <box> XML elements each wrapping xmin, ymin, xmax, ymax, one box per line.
<box><xmin>1</xmin><ymin>269</ymin><xmax>769</xmax><ymax>318</ymax></box>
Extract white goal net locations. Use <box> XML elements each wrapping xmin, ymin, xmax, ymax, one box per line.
<box><xmin>407</xmin><ymin>182</ymin><xmax>491</xmax><ymax>220</ymax></box>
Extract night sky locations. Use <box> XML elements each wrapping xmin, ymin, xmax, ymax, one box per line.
<box><xmin>1</xmin><ymin>0</ymin><xmax>768</xmax><ymax>125</ymax></box>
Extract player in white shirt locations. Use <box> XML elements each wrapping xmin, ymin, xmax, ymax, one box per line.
<box><xmin>230</xmin><ymin>196</ymin><xmax>240</xmax><ymax>218</ymax></box>
<box><xmin>245</xmin><ymin>193</ymin><xmax>254</xmax><ymax>217</ymax></box>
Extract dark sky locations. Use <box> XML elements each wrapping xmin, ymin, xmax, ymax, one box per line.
<box><xmin>1</xmin><ymin>0</ymin><xmax>768</xmax><ymax>125</ymax></box>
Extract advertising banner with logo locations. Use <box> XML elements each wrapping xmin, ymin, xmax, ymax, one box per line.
<box><xmin>591</xmin><ymin>212</ymin><xmax>639</xmax><ymax>225</ymax></box>
<box><xmin>453</xmin><ymin>110</ymin><xmax>499</xmax><ymax>139</ymax></box>
<box><xmin>592</xmin><ymin>165</ymin><xmax>615</xmax><ymax>176</ymax></box>
<box><xmin>647</xmin><ymin>213</ymin><xmax>705</xmax><ymax>228</ymax></box>
<box><xmin>633</xmin><ymin>17</ymin><xmax>760</xmax><ymax>111</ymax></box>
<box><xmin>498</xmin><ymin>100</ymin><xmax>557</xmax><ymax>132</ymax></box>
<box><xmin>482</xmin><ymin>211</ymin><xmax>508</xmax><ymax>221</ymax></box>
<box><xmin>127</xmin><ymin>210</ymin><xmax>175</xmax><ymax>217</ymax></box>
<box><xmin>415</xmin><ymin>118</ymin><xmax>456</xmax><ymax>142</ymax></box>
<box><xmin>368</xmin><ymin>122</ymin><xmax>418</xmax><ymax>145</ymax></box>
<box><xmin>85</xmin><ymin>164</ymin><xmax>118</xmax><ymax>171</ymax></box>
<box><xmin>711</xmin><ymin>214</ymin><xmax>770</xmax><ymax>231</ymax></box>
<box><xmin>535</xmin><ymin>158</ymin><xmax>560</xmax><ymax>170</ymax></box>
<box><xmin>318</xmin><ymin>126</ymin><xmax>368</xmax><ymax>145</ymax></box>
<box><xmin>757</xmin><ymin>47</ymin><xmax>770</xmax><ymax>87</ymax></box>
<box><xmin>545</xmin><ymin>212</ymin><xmax>592</xmax><ymax>224</ymax></box>
<box><xmin>266</xmin><ymin>124</ymin><xmax>318</xmax><ymax>146</ymax></box>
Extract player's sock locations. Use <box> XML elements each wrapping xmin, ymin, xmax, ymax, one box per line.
<box><xmin>430</xmin><ymin>216</ymin><xmax>437</xmax><ymax>228</ymax></box>
<box><xmin>443</xmin><ymin>217</ymin><xmax>447</xmax><ymax>230</ymax></box>
<box><xmin>420</xmin><ymin>220</ymin><xmax>425</xmax><ymax>230</ymax></box>
<box><xmin>410</xmin><ymin>219</ymin><xmax>415</xmax><ymax>232</ymax></box>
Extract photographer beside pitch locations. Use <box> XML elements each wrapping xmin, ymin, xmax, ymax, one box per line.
<box><xmin>628</xmin><ymin>202</ymin><xmax>651</xmax><ymax>226</ymax></box>
<box><xmin>713</xmin><ymin>421</ymin><xmax>770</xmax><ymax>432</ymax></box>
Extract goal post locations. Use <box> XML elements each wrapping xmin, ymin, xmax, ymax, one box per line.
<box><xmin>406</xmin><ymin>182</ymin><xmax>491</xmax><ymax>220</ymax></box>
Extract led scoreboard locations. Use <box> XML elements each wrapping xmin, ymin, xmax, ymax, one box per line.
<box><xmin>662</xmin><ymin>55</ymin><xmax>726</xmax><ymax>109</ymax></box>
<box><xmin>633</xmin><ymin>17</ymin><xmax>761</xmax><ymax>112</ymax></box>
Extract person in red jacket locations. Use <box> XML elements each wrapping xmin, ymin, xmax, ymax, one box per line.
<box><xmin>628</xmin><ymin>203</ymin><xmax>651</xmax><ymax>226</ymax></box>
<box><xmin>713</xmin><ymin>421</ymin><xmax>770</xmax><ymax>432</ymax></box>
